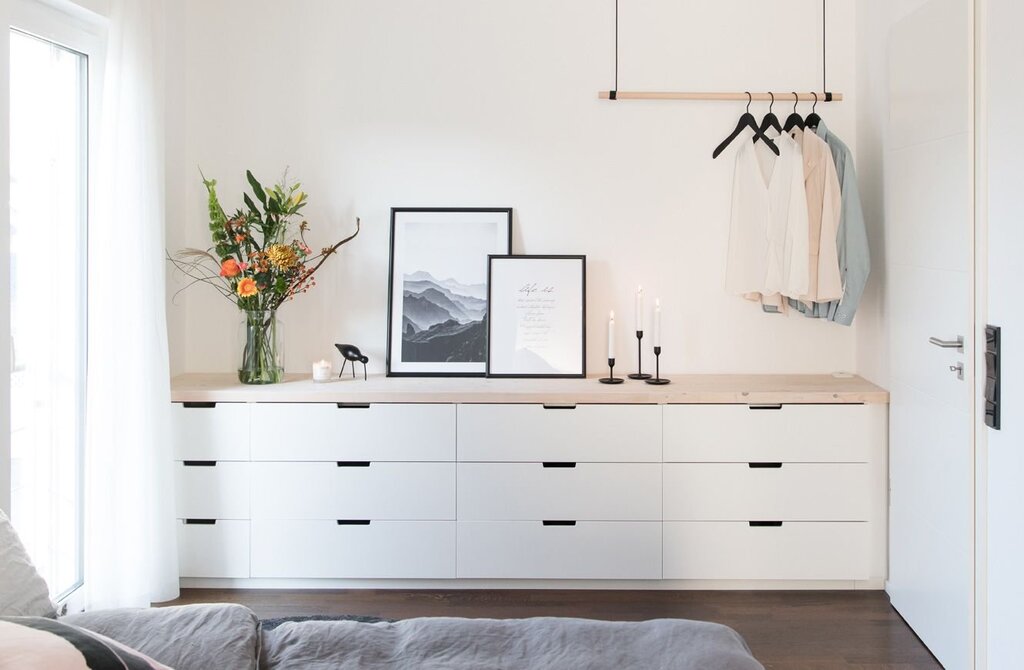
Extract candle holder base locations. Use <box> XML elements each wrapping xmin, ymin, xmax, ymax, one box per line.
<box><xmin>628</xmin><ymin>373</ymin><xmax>652</xmax><ymax>380</ymax></box>
<box><xmin>599</xmin><ymin>358</ymin><xmax>624</xmax><ymax>384</ymax></box>
<box><xmin>645</xmin><ymin>346</ymin><xmax>669</xmax><ymax>384</ymax></box>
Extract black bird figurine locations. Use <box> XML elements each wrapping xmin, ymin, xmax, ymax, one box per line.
<box><xmin>335</xmin><ymin>344</ymin><xmax>369</xmax><ymax>380</ymax></box>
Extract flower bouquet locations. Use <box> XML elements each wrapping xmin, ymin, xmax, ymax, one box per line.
<box><xmin>169</xmin><ymin>170</ymin><xmax>359</xmax><ymax>384</ymax></box>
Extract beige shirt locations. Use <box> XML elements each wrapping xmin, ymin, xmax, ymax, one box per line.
<box><xmin>790</xmin><ymin>127</ymin><xmax>842</xmax><ymax>304</ymax></box>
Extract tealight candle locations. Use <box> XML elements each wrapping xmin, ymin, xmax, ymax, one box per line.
<box><xmin>312</xmin><ymin>359</ymin><xmax>332</xmax><ymax>382</ymax></box>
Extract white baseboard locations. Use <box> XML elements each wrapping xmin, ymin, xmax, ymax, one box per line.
<box><xmin>179</xmin><ymin>577</ymin><xmax>887</xmax><ymax>591</ymax></box>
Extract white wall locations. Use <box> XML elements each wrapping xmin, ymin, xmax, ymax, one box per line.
<box><xmin>854</xmin><ymin>0</ymin><xmax>932</xmax><ymax>388</ymax></box>
<box><xmin>982</xmin><ymin>0</ymin><xmax>1024</xmax><ymax>665</ymax></box>
<box><xmin>167</xmin><ymin>0</ymin><xmax>862</xmax><ymax>376</ymax></box>
<box><xmin>1</xmin><ymin>1</ymin><xmax>12</xmax><ymax>514</ymax></box>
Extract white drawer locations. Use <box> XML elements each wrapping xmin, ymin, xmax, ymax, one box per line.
<box><xmin>458</xmin><ymin>463</ymin><xmax>661</xmax><ymax>521</ymax></box>
<box><xmin>663</xmin><ymin>521</ymin><xmax>871</xmax><ymax>580</ymax></box>
<box><xmin>174</xmin><ymin>461</ymin><xmax>250</xmax><ymax>520</ymax></box>
<box><xmin>250</xmin><ymin>404</ymin><xmax>455</xmax><ymax>461</ymax></box>
<box><xmin>172</xmin><ymin>403</ymin><xmax>250</xmax><ymax>461</ymax></box>
<box><xmin>663</xmin><ymin>404</ymin><xmax>884</xmax><ymax>462</ymax></box>
<box><xmin>457</xmin><ymin>404</ymin><xmax>661</xmax><ymax>462</ymax></box>
<box><xmin>250</xmin><ymin>520</ymin><xmax>455</xmax><ymax>578</ymax></box>
<box><xmin>457</xmin><ymin>521</ymin><xmax>661</xmax><ymax>579</ymax></box>
<box><xmin>250</xmin><ymin>462</ymin><xmax>455</xmax><ymax>520</ymax></box>
<box><xmin>177</xmin><ymin>520</ymin><xmax>250</xmax><ymax>578</ymax></box>
<box><xmin>663</xmin><ymin>463</ymin><xmax>871</xmax><ymax>521</ymax></box>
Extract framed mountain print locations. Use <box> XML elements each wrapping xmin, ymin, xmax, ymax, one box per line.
<box><xmin>386</xmin><ymin>208</ymin><xmax>513</xmax><ymax>377</ymax></box>
<box><xmin>486</xmin><ymin>255</ymin><xmax>586</xmax><ymax>378</ymax></box>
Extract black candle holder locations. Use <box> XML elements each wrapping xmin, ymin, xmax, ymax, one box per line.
<box><xmin>645</xmin><ymin>346</ymin><xmax>671</xmax><ymax>385</ymax></box>
<box><xmin>599</xmin><ymin>357</ymin><xmax>624</xmax><ymax>384</ymax></box>
<box><xmin>628</xmin><ymin>330</ymin><xmax>652</xmax><ymax>380</ymax></box>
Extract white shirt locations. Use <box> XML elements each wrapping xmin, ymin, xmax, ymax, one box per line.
<box><xmin>725</xmin><ymin>131</ymin><xmax>810</xmax><ymax>300</ymax></box>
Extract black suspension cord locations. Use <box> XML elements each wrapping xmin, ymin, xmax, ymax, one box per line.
<box><xmin>822</xmin><ymin>0</ymin><xmax>827</xmax><ymax>95</ymax></box>
<box><xmin>612</xmin><ymin>0</ymin><xmax>619</xmax><ymax>98</ymax></box>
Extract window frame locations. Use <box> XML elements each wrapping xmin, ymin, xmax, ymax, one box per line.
<box><xmin>9</xmin><ymin>0</ymin><xmax>105</xmax><ymax>609</ymax></box>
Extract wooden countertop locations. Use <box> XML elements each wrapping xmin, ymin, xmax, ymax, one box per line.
<box><xmin>170</xmin><ymin>373</ymin><xmax>889</xmax><ymax>405</ymax></box>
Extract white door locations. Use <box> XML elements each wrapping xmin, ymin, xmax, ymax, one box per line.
<box><xmin>981</xmin><ymin>0</ymin><xmax>1024</xmax><ymax>666</ymax></box>
<box><xmin>886</xmin><ymin>0</ymin><xmax>975</xmax><ymax>668</ymax></box>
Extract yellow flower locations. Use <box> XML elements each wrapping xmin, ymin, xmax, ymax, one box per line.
<box><xmin>236</xmin><ymin>277</ymin><xmax>258</xmax><ymax>298</ymax></box>
<box><xmin>265</xmin><ymin>243</ymin><xmax>299</xmax><ymax>270</ymax></box>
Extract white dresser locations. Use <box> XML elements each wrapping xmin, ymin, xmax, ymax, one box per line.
<box><xmin>171</xmin><ymin>374</ymin><xmax>888</xmax><ymax>589</ymax></box>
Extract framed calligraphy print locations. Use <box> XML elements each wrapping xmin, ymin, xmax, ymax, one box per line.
<box><xmin>485</xmin><ymin>255</ymin><xmax>586</xmax><ymax>378</ymax></box>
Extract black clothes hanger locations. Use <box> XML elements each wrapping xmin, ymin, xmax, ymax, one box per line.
<box><xmin>712</xmin><ymin>92</ymin><xmax>779</xmax><ymax>159</ymax></box>
<box><xmin>804</xmin><ymin>92</ymin><xmax>822</xmax><ymax>130</ymax></box>
<box><xmin>754</xmin><ymin>92</ymin><xmax>782</xmax><ymax>144</ymax></box>
<box><xmin>783</xmin><ymin>92</ymin><xmax>805</xmax><ymax>133</ymax></box>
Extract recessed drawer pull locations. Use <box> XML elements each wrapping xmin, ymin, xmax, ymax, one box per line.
<box><xmin>336</xmin><ymin>461</ymin><xmax>371</xmax><ymax>467</ymax></box>
<box><xmin>183</xmin><ymin>460</ymin><xmax>217</xmax><ymax>467</ymax></box>
<box><xmin>542</xmin><ymin>520</ymin><xmax>577</xmax><ymax>526</ymax></box>
<box><xmin>748</xmin><ymin>462</ymin><xmax>783</xmax><ymax>469</ymax></box>
<box><xmin>748</xmin><ymin>404</ymin><xmax>783</xmax><ymax>410</ymax></box>
<box><xmin>336</xmin><ymin>519</ymin><xmax>372</xmax><ymax>525</ymax></box>
<box><xmin>184</xmin><ymin>519</ymin><xmax>217</xmax><ymax>525</ymax></box>
<box><xmin>336</xmin><ymin>402</ymin><xmax>371</xmax><ymax>409</ymax></box>
<box><xmin>748</xmin><ymin>521</ymin><xmax>784</xmax><ymax>527</ymax></box>
<box><xmin>542</xmin><ymin>462</ymin><xmax>577</xmax><ymax>468</ymax></box>
<box><xmin>182</xmin><ymin>402</ymin><xmax>216</xmax><ymax>409</ymax></box>
<box><xmin>542</xmin><ymin>404</ymin><xmax>577</xmax><ymax>410</ymax></box>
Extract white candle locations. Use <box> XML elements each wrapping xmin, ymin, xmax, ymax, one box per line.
<box><xmin>654</xmin><ymin>298</ymin><xmax>662</xmax><ymax>347</ymax></box>
<box><xmin>635</xmin><ymin>286</ymin><xmax>644</xmax><ymax>333</ymax></box>
<box><xmin>312</xmin><ymin>359</ymin><xmax>332</xmax><ymax>382</ymax></box>
<box><xmin>607</xmin><ymin>310</ymin><xmax>615</xmax><ymax>359</ymax></box>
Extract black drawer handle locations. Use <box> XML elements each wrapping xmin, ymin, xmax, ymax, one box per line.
<box><xmin>542</xmin><ymin>404</ymin><xmax>577</xmax><ymax>410</ymax></box>
<box><xmin>184</xmin><ymin>519</ymin><xmax>216</xmax><ymax>525</ymax></box>
<box><xmin>543</xmin><ymin>462</ymin><xmax>577</xmax><ymax>468</ymax></box>
<box><xmin>748</xmin><ymin>462</ymin><xmax>783</xmax><ymax>469</ymax></box>
<box><xmin>182</xmin><ymin>402</ymin><xmax>216</xmax><ymax>409</ymax></box>
<box><xmin>748</xmin><ymin>521</ymin><xmax>784</xmax><ymax>527</ymax></box>
<box><xmin>183</xmin><ymin>460</ymin><xmax>217</xmax><ymax>467</ymax></box>
<box><xmin>336</xmin><ymin>403</ymin><xmax>370</xmax><ymax>409</ymax></box>
<box><xmin>337</xmin><ymin>461</ymin><xmax>371</xmax><ymax>467</ymax></box>
<box><xmin>336</xmin><ymin>519</ymin><xmax>372</xmax><ymax>525</ymax></box>
<box><xmin>542</xmin><ymin>520</ymin><xmax>577</xmax><ymax>526</ymax></box>
<box><xmin>748</xmin><ymin>404</ymin><xmax>783</xmax><ymax>410</ymax></box>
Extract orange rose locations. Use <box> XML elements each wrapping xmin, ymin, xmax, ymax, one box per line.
<box><xmin>236</xmin><ymin>277</ymin><xmax>258</xmax><ymax>298</ymax></box>
<box><xmin>220</xmin><ymin>258</ymin><xmax>241</xmax><ymax>278</ymax></box>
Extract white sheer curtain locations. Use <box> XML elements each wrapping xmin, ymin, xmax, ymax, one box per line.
<box><xmin>84</xmin><ymin>0</ymin><xmax>178</xmax><ymax>609</ymax></box>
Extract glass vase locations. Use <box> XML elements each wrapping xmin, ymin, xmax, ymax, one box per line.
<box><xmin>237</xmin><ymin>309</ymin><xmax>284</xmax><ymax>384</ymax></box>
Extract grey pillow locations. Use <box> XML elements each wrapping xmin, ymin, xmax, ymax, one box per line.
<box><xmin>0</xmin><ymin>508</ymin><xmax>57</xmax><ymax>618</ymax></box>
<box><xmin>63</xmin><ymin>603</ymin><xmax>261</xmax><ymax>670</ymax></box>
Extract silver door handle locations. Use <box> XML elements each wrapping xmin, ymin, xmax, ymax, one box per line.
<box><xmin>929</xmin><ymin>336</ymin><xmax>964</xmax><ymax>353</ymax></box>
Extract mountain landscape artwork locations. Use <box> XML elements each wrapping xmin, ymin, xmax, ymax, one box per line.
<box><xmin>401</xmin><ymin>270</ymin><xmax>488</xmax><ymax>362</ymax></box>
<box><xmin>387</xmin><ymin>208</ymin><xmax>512</xmax><ymax>376</ymax></box>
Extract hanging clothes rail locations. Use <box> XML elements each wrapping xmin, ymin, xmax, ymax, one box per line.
<box><xmin>600</xmin><ymin>1</ymin><xmax>840</xmax><ymax>103</ymax></box>
<box><xmin>598</xmin><ymin>91</ymin><xmax>841</xmax><ymax>102</ymax></box>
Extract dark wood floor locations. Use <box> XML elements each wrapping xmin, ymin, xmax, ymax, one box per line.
<box><xmin>166</xmin><ymin>589</ymin><xmax>941</xmax><ymax>669</ymax></box>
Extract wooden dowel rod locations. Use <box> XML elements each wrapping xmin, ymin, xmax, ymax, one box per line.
<box><xmin>598</xmin><ymin>91</ymin><xmax>843</xmax><ymax>102</ymax></box>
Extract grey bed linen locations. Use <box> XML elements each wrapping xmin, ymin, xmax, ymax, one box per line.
<box><xmin>261</xmin><ymin>616</ymin><xmax>764</xmax><ymax>670</ymax></box>
<box><xmin>62</xmin><ymin>603</ymin><xmax>260</xmax><ymax>670</ymax></box>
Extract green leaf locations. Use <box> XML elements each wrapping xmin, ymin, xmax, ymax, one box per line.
<box><xmin>246</xmin><ymin>170</ymin><xmax>267</xmax><ymax>207</ymax></box>
<box><xmin>243</xmin><ymin>193</ymin><xmax>262</xmax><ymax>217</ymax></box>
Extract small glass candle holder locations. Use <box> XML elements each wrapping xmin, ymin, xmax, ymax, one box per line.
<box><xmin>312</xmin><ymin>359</ymin><xmax>333</xmax><ymax>382</ymax></box>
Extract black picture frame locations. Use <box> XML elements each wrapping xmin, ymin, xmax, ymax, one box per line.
<box><xmin>485</xmin><ymin>255</ymin><xmax>587</xmax><ymax>379</ymax></box>
<box><xmin>386</xmin><ymin>207</ymin><xmax>513</xmax><ymax>377</ymax></box>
